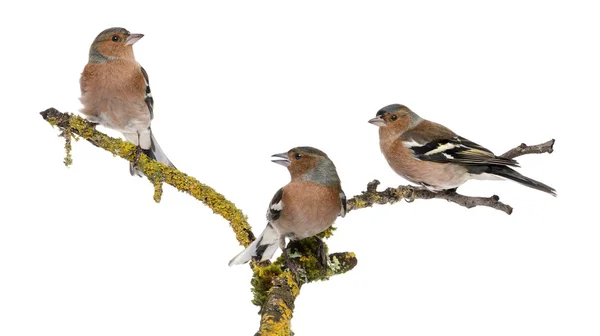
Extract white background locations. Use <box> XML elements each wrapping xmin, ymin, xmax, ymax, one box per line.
<box><xmin>1</xmin><ymin>1</ymin><xmax>598</xmax><ymax>335</ymax></box>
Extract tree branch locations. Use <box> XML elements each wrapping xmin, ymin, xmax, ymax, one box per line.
<box><xmin>500</xmin><ymin>139</ymin><xmax>555</xmax><ymax>159</ymax></box>
<box><xmin>254</xmin><ymin>252</ymin><xmax>357</xmax><ymax>336</ymax></box>
<box><xmin>40</xmin><ymin>108</ymin><xmax>254</xmax><ymax>247</ymax></box>
<box><xmin>346</xmin><ymin>180</ymin><xmax>513</xmax><ymax>215</ymax></box>
<box><xmin>41</xmin><ymin>108</ymin><xmax>555</xmax><ymax>335</ymax></box>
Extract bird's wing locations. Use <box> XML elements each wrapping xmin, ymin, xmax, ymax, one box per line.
<box><xmin>140</xmin><ymin>66</ymin><xmax>154</xmax><ymax>120</ymax></box>
<box><xmin>402</xmin><ymin>130</ymin><xmax>518</xmax><ymax>167</ymax></box>
<box><xmin>266</xmin><ymin>188</ymin><xmax>284</xmax><ymax>222</ymax></box>
<box><xmin>339</xmin><ymin>189</ymin><xmax>347</xmax><ymax>217</ymax></box>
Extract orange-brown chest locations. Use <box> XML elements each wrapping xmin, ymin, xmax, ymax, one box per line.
<box><xmin>276</xmin><ymin>181</ymin><xmax>340</xmax><ymax>239</ymax></box>
<box><xmin>80</xmin><ymin>61</ymin><xmax>149</xmax><ymax>129</ymax></box>
<box><xmin>81</xmin><ymin>61</ymin><xmax>146</xmax><ymax>99</ymax></box>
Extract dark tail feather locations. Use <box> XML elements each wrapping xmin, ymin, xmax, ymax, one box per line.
<box><xmin>130</xmin><ymin>130</ymin><xmax>176</xmax><ymax>177</ymax></box>
<box><xmin>484</xmin><ymin>165</ymin><xmax>556</xmax><ymax>196</ymax></box>
<box><xmin>228</xmin><ymin>223</ymin><xmax>280</xmax><ymax>266</ymax></box>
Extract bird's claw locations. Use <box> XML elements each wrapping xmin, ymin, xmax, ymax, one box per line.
<box><xmin>315</xmin><ymin>238</ymin><xmax>328</xmax><ymax>270</ymax></box>
<box><xmin>134</xmin><ymin>144</ymin><xmax>142</xmax><ymax>167</ymax></box>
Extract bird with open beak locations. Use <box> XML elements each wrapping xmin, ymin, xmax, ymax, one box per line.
<box><xmin>229</xmin><ymin>147</ymin><xmax>347</xmax><ymax>274</ymax></box>
<box><xmin>369</xmin><ymin>104</ymin><xmax>556</xmax><ymax>196</ymax></box>
<box><xmin>79</xmin><ymin>27</ymin><xmax>176</xmax><ymax>176</ymax></box>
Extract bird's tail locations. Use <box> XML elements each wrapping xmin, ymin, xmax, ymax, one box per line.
<box><xmin>483</xmin><ymin>165</ymin><xmax>556</xmax><ymax>196</ymax></box>
<box><xmin>229</xmin><ymin>223</ymin><xmax>280</xmax><ymax>266</ymax></box>
<box><xmin>130</xmin><ymin>130</ymin><xmax>176</xmax><ymax>177</ymax></box>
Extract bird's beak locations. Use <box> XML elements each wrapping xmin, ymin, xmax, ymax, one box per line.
<box><xmin>368</xmin><ymin>116</ymin><xmax>386</xmax><ymax>127</ymax></box>
<box><xmin>125</xmin><ymin>33</ymin><xmax>144</xmax><ymax>46</ymax></box>
<box><xmin>271</xmin><ymin>152</ymin><xmax>290</xmax><ymax>167</ymax></box>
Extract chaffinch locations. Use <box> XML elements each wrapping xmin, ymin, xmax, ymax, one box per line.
<box><xmin>369</xmin><ymin>104</ymin><xmax>556</xmax><ymax>196</ymax></box>
<box><xmin>79</xmin><ymin>27</ymin><xmax>175</xmax><ymax>176</ymax></box>
<box><xmin>229</xmin><ymin>146</ymin><xmax>347</xmax><ymax>269</ymax></box>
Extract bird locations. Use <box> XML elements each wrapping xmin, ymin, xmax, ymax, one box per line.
<box><xmin>228</xmin><ymin>146</ymin><xmax>347</xmax><ymax>272</ymax></box>
<box><xmin>79</xmin><ymin>27</ymin><xmax>175</xmax><ymax>176</ymax></box>
<box><xmin>369</xmin><ymin>104</ymin><xmax>556</xmax><ymax>196</ymax></box>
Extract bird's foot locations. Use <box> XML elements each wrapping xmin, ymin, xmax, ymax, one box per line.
<box><xmin>315</xmin><ymin>237</ymin><xmax>328</xmax><ymax>270</ymax></box>
<box><xmin>134</xmin><ymin>144</ymin><xmax>142</xmax><ymax>167</ymax></box>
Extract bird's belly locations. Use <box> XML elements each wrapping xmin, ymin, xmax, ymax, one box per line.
<box><xmin>274</xmin><ymin>206</ymin><xmax>339</xmax><ymax>240</ymax></box>
<box><xmin>385</xmin><ymin>154</ymin><xmax>469</xmax><ymax>190</ymax></box>
<box><xmin>81</xmin><ymin>95</ymin><xmax>150</xmax><ymax>134</ymax></box>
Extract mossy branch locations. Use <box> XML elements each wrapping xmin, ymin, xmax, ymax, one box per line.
<box><xmin>253</xmin><ymin>251</ymin><xmax>357</xmax><ymax>336</ymax></box>
<box><xmin>40</xmin><ymin>108</ymin><xmax>254</xmax><ymax>247</ymax></box>
<box><xmin>41</xmin><ymin>108</ymin><xmax>554</xmax><ymax>335</ymax></box>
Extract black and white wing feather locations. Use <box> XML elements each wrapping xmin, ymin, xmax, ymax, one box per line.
<box><xmin>267</xmin><ymin>188</ymin><xmax>284</xmax><ymax>222</ymax></box>
<box><xmin>140</xmin><ymin>66</ymin><xmax>154</xmax><ymax>120</ymax></box>
<box><xmin>339</xmin><ymin>189</ymin><xmax>347</xmax><ymax>217</ymax></box>
<box><xmin>404</xmin><ymin>136</ymin><xmax>519</xmax><ymax>167</ymax></box>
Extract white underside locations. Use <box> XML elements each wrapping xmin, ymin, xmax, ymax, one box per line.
<box><xmin>469</xmin><ymin>173</ymin><xmax>505</xmax><ymax>181</ymax></box>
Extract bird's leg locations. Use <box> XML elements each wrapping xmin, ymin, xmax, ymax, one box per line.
<box><xmin>281</xmin><ymin>236</ymin><xmax>300</xmax><ymax>282</ymax></box>
<box><xmin>315</xmin><ymin>237</ymin><xmax>328</xmax><ymax>269</ymax></box>
<box><xmin>134</xmin><ymin>132</ymin><xmax>143</xmax><ymax>166</ymax></box>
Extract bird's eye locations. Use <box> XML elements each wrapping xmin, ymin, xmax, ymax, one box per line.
<box><xmin>111</xmin><ymin>35</ymin><xmax>120</xmax><ymax>42</ymax></box>
<box><xmin>294</xmin><ymin>153</ymin><xmax>303</xmax><ymax>160</ymax></box>
<box><xmin>390</xmin><ymin>115</ymin><xmax>398</xmax><ymax>121</ymax></box>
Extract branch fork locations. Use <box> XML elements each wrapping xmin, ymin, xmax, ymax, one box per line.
<box><xmin>40</xmin><ymin>108</ymin><xmax>555</xmax><ymax>336</ymax></box>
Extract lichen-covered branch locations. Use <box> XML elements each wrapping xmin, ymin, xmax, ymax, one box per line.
<box><xmin>254</xmin><ymin>251</ymin><xmax>357</xmax><ymax>336</ymax></box>
<box><xmin>41</xmin><ymin>107</ymin><xmax>554</xmax><ymax>336</ymax></box>
<box><xmin>40</xmin><ymin>108</ymin><xmax>254</xmax><ymax>247</ymax></box>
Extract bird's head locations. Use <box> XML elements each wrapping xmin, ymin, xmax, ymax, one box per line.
<box><xmin>368</xmin><ymin>104</ymin><xmax>423</xmax><ymax>136</ymax></box>
<box><xmin>88</xmin><ymin>27</ymin><xmax>143</xmax><ymax>63</ymax></box>
<box><xmin>271</xmin><ymin>146</ymin><xmax>340</xmax><ymax>186</ymax></box>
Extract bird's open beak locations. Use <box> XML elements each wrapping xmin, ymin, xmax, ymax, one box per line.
<box><xmin>368</xmin><ymin>116</ymin><xmax>386</xmax><ymax>127</ymax></box>
<box><xmin>271</xmin><ymin>152</ymin><xmax>290</xmax><ymax>167</ymax></box>
<box><xmin>125</xmin><ymin>33</ymin><xmax>144</xmax><ymax>46</ymax></box>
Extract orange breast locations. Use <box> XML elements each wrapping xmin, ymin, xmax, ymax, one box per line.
<box><xmin>274</xmin><ymin>181</ymin><xmax>341</xmax><ymax>240</ymax></box>
<box><xmin>80</xmin><ymin>60</ymin><xmax>149</xmax><ymax>130</ymax></box>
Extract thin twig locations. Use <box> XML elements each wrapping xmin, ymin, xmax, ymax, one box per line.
<box><xmin>500</xmin><ymin>139</ymin><xmax>555</xmax><ymax>159</ymax></box>
<box><xmin>346</xmin><ymin>181</ymin><xmax>513</xmax><ymax>215</ymax></box>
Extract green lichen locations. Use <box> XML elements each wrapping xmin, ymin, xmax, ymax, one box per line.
<box><xmin>152</xmin><ymin>181</ymin><xmax>163</xmax><ymax>203</ymax></box>
<box><xmin>62</xmin><ymin>128</ymin><xmax>73</xmax><ymax>167</ymax></box>
<box><xmin>41</xmin><ymin>109</ymin><xmax>253</xmax><ymax>247</ymax></box>
<box><xmin>317</xmin><ymin>225</ymin><xmax>336</xmax><ymax>239</ymax></box>
<box><xmin>285</xmin><ymin>237</ymin><xmax>330</xmax><ymax>283</ymax></box>
<box><xmin>251</xmin><ymin>263</ymin><xmax>283</xmax><ymax>308</ymax></box>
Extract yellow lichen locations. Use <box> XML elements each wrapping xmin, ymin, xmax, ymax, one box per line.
<box><xmin>152</xmin><ymin>181</ymin><xmax>163</xmax><ymax>203</ymax></box>
<box><xmin>251</xmin><ymin>263</ymin><xmax>283</xmax><ymax>308</ymax></box>
<box><xmin>62</xmin><ymin>128</ymin><xmax>73</xmax><ymax>167</ymax></box>
<box><xmin>259</xmin><ymin>304</ymin><xmax>292</xmax><ymax>336</ymax></box>
<box><xmin>282</xmin><ymin>272</ymin><xmax>300</xmax><ymax>297</ymax></box>
<box><xmin>43</xmin><ymin>110</ymin><xmax>253</xmax><ymax>247</ymax></box>
<box><xmin>317</xmin><ymin>225</ymin><xmax>336</xmax><ymax>239</ymax></box>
